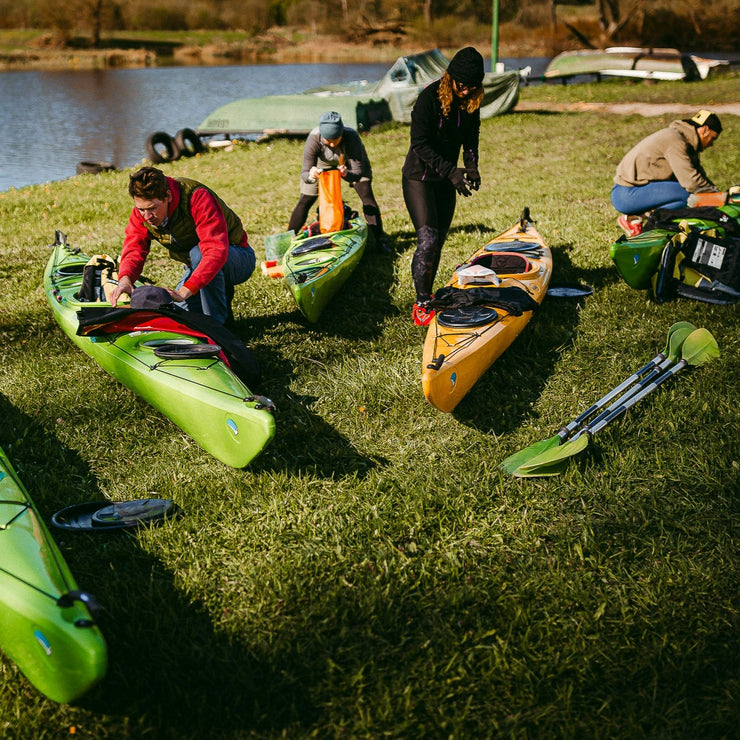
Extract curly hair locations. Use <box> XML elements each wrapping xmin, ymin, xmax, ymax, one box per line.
<box><xmin>128</xmin><ymin>167</ymin><xmax>169</xmax><ymax>200</ymax></box>
<box><xmin>438</xmin><ymin>72</ymin><xmax>484</xmax><ymax>118</ymax></box>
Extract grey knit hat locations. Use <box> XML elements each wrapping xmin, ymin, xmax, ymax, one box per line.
<box><xmin>319</xmin><ymin>111</ymin><xmax>344</xmax><ymax>140</ymax></box>
<box><xmin>447</xmin><ymin>47</ymin><xmax>485</xmax><ymax>87</ymax></box>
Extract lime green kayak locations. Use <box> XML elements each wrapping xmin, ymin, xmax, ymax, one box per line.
<box><xmin>44</xmin><ymin>233</ymin><xmax>275</xmax><ymax>468</ymax></box>
<box><xmin>0</xmin><ymin>444</ymin><xmax>107</xmax><ymax>703</ymax></box>
<box><xmin>282</xmin><ymin>215</ymin><xmax>368</xmax><ymax>323</ymax></box>
<box><xmin>610</xmin><ymin>201</ymin><xmax>740</xmax><ymax>290</ymax></box>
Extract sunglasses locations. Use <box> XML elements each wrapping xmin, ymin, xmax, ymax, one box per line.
<box><xmin>453</xmin><ymin>80</ymin><xmax>480</xmax><ymax>93</ymax></box>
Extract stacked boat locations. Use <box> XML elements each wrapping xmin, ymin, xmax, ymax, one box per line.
<box><xmin>544</xmin><ymin>47</ymin><xmax>729</xmax><ymax>82</ymax></box>
<box><xmin>196</xmin><ymin>49</ymin><xmax>522</xmax><ymax>139</ymax></box>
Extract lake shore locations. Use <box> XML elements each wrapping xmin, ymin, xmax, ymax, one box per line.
<box><xmin>0</xmin><ymin>27</ymin><xmax>549</xmax><ymax>72</ymax></box>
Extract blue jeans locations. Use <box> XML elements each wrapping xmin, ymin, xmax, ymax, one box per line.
<box><xmin>176</xmin><ymin>244</ymin><xmax>255</xmax><ymax>324</ymax></box>
<box><xmin>611</xmin><ymin>182</ymin><xmax>689</xmax><ymax>215</ymax></box>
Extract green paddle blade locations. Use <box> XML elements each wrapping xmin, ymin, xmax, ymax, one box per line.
<box><xmin>499</xmin><ymin>434</ymin><xmax>562</xmax><ymax>474</ymax></box>
<box><xmin>516</xmin><ymin>432</ymin><xmax>591</xmax><ymax>473</ymax></box>
<box><xmin>665</xmin><ymin>325</ymin><xmax>694</xmax><ymax>362</ymax></box>
<box><xmin>681</xmin><ymin>327</ymin><xmax>720</xmax><ymax>365</ymax></box>
<box><xmin>512</xmin><ymin>458</ymin><xmax>571</xmax><ymax>478</ymax></box>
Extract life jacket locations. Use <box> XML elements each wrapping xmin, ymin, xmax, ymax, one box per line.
<box><xmin>144</xmin><ymin>178</ymin><xmax>245</xmax><ymax>263</ymax></box>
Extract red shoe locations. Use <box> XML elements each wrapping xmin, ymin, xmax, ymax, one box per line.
<box><xmin>412</xmin><ymin>301</ymin><xmax>435</xmax><ymax>326</ymax></box>
<box><xmin>618</xmin><ymin>214</ymin><xmax>643</xmax><ymax>237</ymax></box>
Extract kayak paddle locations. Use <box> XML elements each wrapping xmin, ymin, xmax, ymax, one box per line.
<box><xmin>514</xmin><ymin>327</ymin><xmax>719</xmax><ymax>476</ymax></box>
<box><xmin>499</xmin><ymin>321</ymin><xmax>696</xmax><ymax>474</ymax></box>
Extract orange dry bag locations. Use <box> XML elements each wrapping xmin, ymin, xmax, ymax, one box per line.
<box><xmin>318</xmin><ymin>169</ymin><xmax>344</xmax><ymax>234</ymax></box>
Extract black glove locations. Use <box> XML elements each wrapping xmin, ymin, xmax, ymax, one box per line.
<box><xmin>465</xmin><ymin>167</ymin><xmax>481</xmax><ymax>191</ymax></box>
<box><xmin>449</xmin><ymin>168</ymin><xmax>472</xmax><ymax>197</ymax></box>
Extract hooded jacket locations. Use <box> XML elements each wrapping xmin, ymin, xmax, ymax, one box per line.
<box><xmin>402</xmin><ymin>79</ymin><xmax>480</xmax><ymax>182</ymax></box>
<box><xmin>614</xmin><ymin>119</ymin><xmax>718</xmax><ymax>194</ymax></box>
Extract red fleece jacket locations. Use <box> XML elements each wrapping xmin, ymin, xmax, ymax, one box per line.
<box><xmin>119</xmin><ymin>178</ymin><xmax>249</xmax><ymax>294</ymax></box>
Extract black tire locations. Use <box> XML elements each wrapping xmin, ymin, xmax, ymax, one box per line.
<box><xmin>145</xmin><ymin>131</ymin><xmax>178</xmax><ymax>164</ymax></box>
<box><xmin>76</xmin><ymin>160</ymin><xmax>115</xmax><ymax>175</ymax></box>
<box><xmin>174</xmin><ymin>128</ymin><xmax>204</xmax><ymax>157</ymax></box>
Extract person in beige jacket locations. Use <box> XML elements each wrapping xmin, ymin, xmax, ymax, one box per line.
<box><xmin>610</xmin><ymin>109</ymin><xmax>722</xmax><ymax>235</ymax></box>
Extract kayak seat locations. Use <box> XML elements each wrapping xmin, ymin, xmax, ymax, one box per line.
<box><xmin>291</xmin><ymin>236</ymin><xmax>333</xmax><ymax>256</ymax></box>
<box><xmin>437</xmin><ymin>305</ymin><xmax>499</xmax><ymax>328</ymax></box>
<box><xmin>469</xmin><ymin>252</ymin><xmax>530</xmax><ymax>275</ymax></box>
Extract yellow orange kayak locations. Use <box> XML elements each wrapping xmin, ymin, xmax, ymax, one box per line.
<box><xmin>422</xmin><ymin>210</ymin><xmax>552</xmax><ymax>412</ymax></box>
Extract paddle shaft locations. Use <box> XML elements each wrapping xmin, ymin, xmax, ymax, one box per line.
<box><xmin>557</xmin><ymin>351</ymin><xmax>667</xmax><ymax>440</ymax></box>
<box><xmin>586</xmin><ymin>360</ymin><xmax>687</xmax><ymax>436</ymax></box>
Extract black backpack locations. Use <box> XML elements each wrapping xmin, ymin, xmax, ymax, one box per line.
<box><xmin>652</xmin><ymin>229</ymin><xmax>740</xmax><ymax>305</ymax></box>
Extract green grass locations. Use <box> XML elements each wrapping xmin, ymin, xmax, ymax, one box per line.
<box><xmin>1</xmin><ymin>74</ymin><xmax>739</xmax><ymax>738</ymax></box>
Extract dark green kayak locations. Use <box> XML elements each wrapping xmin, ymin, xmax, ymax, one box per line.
<box><xmin>609</xmin><ymin>199</ymin><xmax>740</xmax><ymax>290</ymax></box>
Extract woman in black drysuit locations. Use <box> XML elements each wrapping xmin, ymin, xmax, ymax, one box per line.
<box><xmin>402</xmin><ymin>46</ymin><xmax>485</xmax><ymax>326</ymax></box>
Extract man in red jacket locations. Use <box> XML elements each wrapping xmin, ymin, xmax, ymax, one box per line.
<box><xmin>110</xmin><ymin>167</ymin><xmax>255</xmax><ymax>325</ymax></box>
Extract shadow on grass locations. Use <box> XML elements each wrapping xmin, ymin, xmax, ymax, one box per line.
<box><xmin>452</xmin><ymin>240</ymin><xmax>618</xmax><ymax>434</ymax></box>
<box><xmin>0</xmin><ymin>395</ymin><xmax>316</xmax><ymax>734</ymax></box>
<box><xmin>239</xmin><ymin>238</ymin><xmax>401</xmax><ymax>341</ymax></box>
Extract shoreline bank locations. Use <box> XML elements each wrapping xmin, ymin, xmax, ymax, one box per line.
<box><xmin>0</xmin><ymin>31</ymin><xmax>548</xmax><ymax>72</ymax></box>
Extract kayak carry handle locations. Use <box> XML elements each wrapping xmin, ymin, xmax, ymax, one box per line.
<box><xmin>427</xmin><ymin>354</ymin><xmax>445</xmax><ymax>371</ymax></box>
<box><xmin>57</xmin><ymin>590</ymin><xmax>103</xmax><ymax>622</ymax></box>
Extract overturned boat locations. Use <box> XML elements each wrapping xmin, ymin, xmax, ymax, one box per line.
<box><xmin>544</xmin><ymin>47</ymin><xmax>729</xmax><ymax>82</ymax></box>
<box><xmin>196</xmin><ymin>49</ymin><xmax>522</xmax><ymax>138</ymax></box>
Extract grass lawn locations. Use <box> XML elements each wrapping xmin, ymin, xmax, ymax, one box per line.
<box><xmin>0</xmin><ymin>73</ymin><xmax>738</xmax><ymax>738</ymax></box>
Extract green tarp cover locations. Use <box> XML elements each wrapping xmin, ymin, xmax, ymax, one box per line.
<box><xmin>197</xmin><ymin>50</ymin><xmax>520</xmax><ymax>136</ymax></box>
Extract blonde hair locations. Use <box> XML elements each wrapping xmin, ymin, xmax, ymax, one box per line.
<box><xmin>438</xmin><ymin>72</ymin><xmax>484</xmax><ymax>118</ymax></box>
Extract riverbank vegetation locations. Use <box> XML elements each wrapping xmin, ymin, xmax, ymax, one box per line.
<box><xmin>1</xmin><ymin>0</ymin><xmax>739</xmax><ymax>70</ymax></box>
<box><xmin>0</xmin><ymin>77</ymin><xmax>738</xmax><ymax>737</ymax></box>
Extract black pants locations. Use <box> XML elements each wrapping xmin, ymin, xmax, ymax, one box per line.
<box><xmin>288</xmin><ymin>180</ymin><xmax>384</xmax><ymax>235</ymax></box>
<box><xmin>402</xmin><ymin>176</ymin><xmax>457</xmax><ymax>302</ymax></box>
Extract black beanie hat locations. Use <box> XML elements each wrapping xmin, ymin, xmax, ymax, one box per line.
<box><xmin>447</xmin><ymin>46</ymin><xmax>485</xmax><ymax>87</ymax></box>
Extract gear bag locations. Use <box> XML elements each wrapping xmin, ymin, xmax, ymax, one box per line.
<box><xmin>318</xmin><ymin>169</ymin><xmax>344</xmax><ymax>234</ymax></box>
<box><xmin>76</xmin><ymin>254</ymin><xmax>120</xmax><ymax>302</ymax></box>
<box><xmin>652</xmin><ymin>229</ymin><xmax>740</xmax><ymax>305</ymax></box>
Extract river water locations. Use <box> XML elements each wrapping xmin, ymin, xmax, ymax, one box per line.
<box><xmin>0</xmin><ymin>57</ymin><xmax>545</xmax><ymax>193</ymax></box>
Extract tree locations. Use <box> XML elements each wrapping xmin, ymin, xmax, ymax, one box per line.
<box><xmin>561</xmin><ymin>0</ymin><xmax>645</xmax><ymax>48</ymax></box>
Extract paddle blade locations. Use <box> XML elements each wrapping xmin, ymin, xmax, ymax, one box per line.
<box><xmin>513</xmin><ymin>459</ymin><xmax>571</xmax><ymax>478</ymax></box>
<box><xmin>682</xmin><ymin>327</ymin><xmax>720</xmax><ymax>365</ymax></box>
<box><xmin>665</xmin><ymin>325</ymin><xmax>695</xmax><ymax>362</ymax></box>
<box><xmin>517</xmin><ymin>433</ymin><xmax>591</xmax><ymax>473</ymax></box>
<box><xmin>499</xmin><ymin>434</ymin><xmax>562</xmax><ymax>474</ymax></box>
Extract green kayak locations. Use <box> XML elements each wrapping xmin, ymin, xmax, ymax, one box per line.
<box><xmin>282</xmin><ymin>215</ymin><xmax>368</xmax><ymax>323</ymax></box>
<box><xmin>0</xmin><ymin>444</ymin><xmax>107</xmax><ymax>703</ymax></box>
<box><xmin>610</xmin><ymin>200</ymin><xmax>740</xmax><ymax>290</ymax></box>
<box><xmin>44</xmin><ymin>233</ymin><xmax>276</xmax><ymax>468</ymax></box>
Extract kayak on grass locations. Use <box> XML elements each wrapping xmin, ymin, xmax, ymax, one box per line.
<box><xmin>609</xmin><ymin>195</ymin><xmax>740</xmax><ymax>290</ymax></box>
<box><xmin>421</xmin><ymin>209</ymin><xmax>553</xmax><ymax>413</ymax></box>
<box><xmin>43</xmin><ymin>232</ymin><xmax>276</xmax><ymax>468</ymax></box>
<box><xmin>0</xmin><ymin>443</ymin><xmax>107</xmax><ymax>704</ymax></box>
<box><xmin>282</xmin><ymin>214</ymin><xmax>368</xmax><ymax>323</ymax></box>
